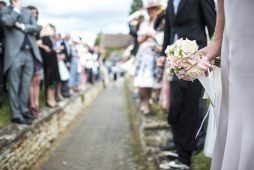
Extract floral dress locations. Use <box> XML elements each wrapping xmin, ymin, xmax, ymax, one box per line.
<box><xmin>134</xmin><ymin>20</ymin><xmax>160</xmax><ymax>88</ymax></box>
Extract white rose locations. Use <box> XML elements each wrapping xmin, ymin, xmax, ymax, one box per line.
<box><xmin>165</xmin><ymin>44</ymin><xmax>177</xmax><ymax>56</ymax></box>
<box><xmin>185</xmin><ymin>66</ymin><xmax>203</xmax><ymax>81</ymax></box>
<box><xmin>180</xmin><ymin>38</ymin><xmax>199</xmax><ymax>56</ymax></box>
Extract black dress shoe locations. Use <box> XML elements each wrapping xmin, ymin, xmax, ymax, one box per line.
<box><xmin>12</xmin><ymin>117</ymin><xmax>33</xmax><ymax>125</ymax></box>
<box><xmin>23</xmin><ymin>112</ymin><xmax>36</xmax><ymax>120</ymax></box>
<box><xmin>192</xmin><ymin>137</ymin><xmax>205</xmax><ymax>155</ymax></box>
<box><xmin>160</xmin><ymin>142</ymin><xmax>176</xmax><ymax>151</ymax></box>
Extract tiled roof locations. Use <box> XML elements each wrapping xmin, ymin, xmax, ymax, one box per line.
<box><xmin>100</xmin><ymin>34</ymin><xmax>133</xmax><ymax>48</ymax></box>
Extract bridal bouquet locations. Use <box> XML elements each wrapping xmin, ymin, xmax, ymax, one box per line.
<box><xmin>165</xmin><ymin>38</ymin><xmax>211</xmax><ymax>81</ymax></box>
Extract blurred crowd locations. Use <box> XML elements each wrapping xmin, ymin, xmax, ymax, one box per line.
<box><xmin>0</xmin><ymin>0</ymin><xmax>109</xmax><ymax>125</ymax></box>
<box><xmin>127</xmin><ymin>0</ymin><xmax>216</xmax><ymax>169</ymax></box>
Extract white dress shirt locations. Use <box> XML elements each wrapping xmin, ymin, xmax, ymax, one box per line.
<box><xmin>173</xmin><ymin>0</ymin><xmax>181</xmax><ymax>42</ymax></box>
<box><xmin>173</xmin><ymin>0</ymin><xmax>181</xmax><ymax>14</ymax></box>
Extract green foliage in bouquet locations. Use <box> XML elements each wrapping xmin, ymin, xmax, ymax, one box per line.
<box><xmin>214</xmin><ymin>57</ymin><xmax>221</xmax><ymax>68</ymax></box>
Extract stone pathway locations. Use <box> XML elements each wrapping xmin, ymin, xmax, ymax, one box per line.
<box><xmin>41</xmin><ymin>80</ymin><xmax>144</xmax><ymax>170</ymax></box>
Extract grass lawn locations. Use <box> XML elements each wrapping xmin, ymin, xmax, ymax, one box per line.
<box><xmin>192</xmin><ymin>152</ymin><xmax>212</xmax><ymax>170</ymax></box>
<box><xmin>0</xmin><ymin>85</ymin><xmax>46</xmax><ymax>128</ymax></box>
<box><xmin>0</xmin><ymin>97</ymin><xmax>11</xmax><ymax>128</ymax></box>
<box><xmin>151</xmin><ymin>103</ymin><xmax>167</xmax><ymax>121</ymax></box>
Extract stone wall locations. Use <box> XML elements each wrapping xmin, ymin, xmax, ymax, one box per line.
<box><xmin>0</xmin><ymin>84</ymin><xmax>103</xmax><ymax>170</ymax></box>
<box><xmin>125</xmin><ymin>81</ymin><xmax>171</xmax><ymax>169</ymax></box>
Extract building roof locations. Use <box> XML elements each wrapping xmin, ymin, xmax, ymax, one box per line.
<box><xmin>100</xmin><ymin>34</ymin><xmax>133</xmax><ymax>49</ymax></box>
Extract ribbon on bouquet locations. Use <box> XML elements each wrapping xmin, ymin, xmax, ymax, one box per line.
<box><xmin>195</xmin><ymin>66</ymin><xmax>222</xmax><ymax>139</ymax></box>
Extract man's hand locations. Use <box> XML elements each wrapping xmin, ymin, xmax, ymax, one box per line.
<box><xmin>15</xmin><ymin>22</ymin><xmax>24</xmax><ymax>30</ymax></box>
<box><xmin>157</xmin><ymin>56</ymin><xmax>166</xmax><ymax>67</ymax></box>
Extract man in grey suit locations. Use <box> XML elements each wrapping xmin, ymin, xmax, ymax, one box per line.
<box><xmin>0</xmin><ymin>0</ymin><xmax>6</xmax><ymax>108</ymax></box>
<box><xmin>0</xmin><ymin>0</ymin><xmax>42</xmax><ymax>124</ymax></box>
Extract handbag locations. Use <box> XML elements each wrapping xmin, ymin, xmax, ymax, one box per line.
<box><xmin>58</xmin><ymin>60</ymin><xmax>70</xmax><ymax>81</ymax></box>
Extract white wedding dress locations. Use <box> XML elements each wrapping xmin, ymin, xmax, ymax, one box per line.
<box><xmin>198</xmin><ymin>66</ymin><xmax>222</xmax><ymax>158</ymax></box>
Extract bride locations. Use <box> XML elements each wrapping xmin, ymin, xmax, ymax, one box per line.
<box><xmin>200</xmin><ymin>0</ymin><xmax>254</xmax><ymax>169</ymax></box>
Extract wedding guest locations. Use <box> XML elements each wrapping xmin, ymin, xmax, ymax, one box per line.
<box><xmin>100</xmin><ymin>57</ymin><xmax>109</xmax><ymax>88</ymax></box>
<box><xmin>158</xmin><ymin>0</ymin><xmax>216</xmax><ymax>169</ymax></box>
<box><xmin>77</xmin><ymin>43</ymin><xmax>90</xmax><ymax>90</ymax></box>
<box><xmin>91</xmin><ymin>49</ymin><xmax>100</xmax><ymax>82</ymax></box>
<box><xmin>84</xmin><ymin>45</ymin><xmax>94</xmax><ymax>86</ymax></box>
<box><xmin>26</xmin><ymin>5</ymin><xmax>43</xmax><ymax>117</ymax></box>
<box><xmin>133</xmin><ymin>0</ymin><xmax>161</xmax><ymax>115</ymax></box>
<box><xmin>0</xmin><ymin>0</ymin><xmax>6</xmax><ymax>108</ymax></box>
<box><xmin>40</xmin><ymin>24</ymin><xmax>60</xmax><ymax>107</ymax></box>
<box><xmin>68</xmin><ymin>36</ymin><xmax>82</xmax><ymax>94</ymax></box>
<box><xmin>153</xmin><ymin>6</ymin><xmax>166</xmax><ymax>103</ymax></box>
<box><xmin>54</xmin><ymin>33</ymin><xmax>65</xmax><ymax>102</ymax></box>
<box><xmin>200</xmin><ymin>1</ymin><xmax>254</xmax><ymax>169</ymax></box>
<box><xmin>60</xmin><ymin>33</ymin><xmax>72</xmax><ymax>98</ymax></box>
<box><xmin>112</xmin><ymin>64</ymin><xmax>118</xmax><ymax>85</ymax></box>
<box><xmin>0</xmin><ymin>0</ymin><xmax>42</xmax><ymax>124</ymax></box>
<box><xmin>61</xmin><ymin>33</ymin><xmax>72</xmax><ymax>70</ymax></box>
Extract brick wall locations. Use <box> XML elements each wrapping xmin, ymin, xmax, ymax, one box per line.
<box><xmin>0</xmin><ymin>84</ymin><xmax>103</xmax><ymax>170</ymax></box>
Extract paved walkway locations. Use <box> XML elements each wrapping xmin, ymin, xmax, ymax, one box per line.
<box><xmin>41</xmin><ymin>80</ymin><xmax>143</xmax><ymax>170</ymax></box>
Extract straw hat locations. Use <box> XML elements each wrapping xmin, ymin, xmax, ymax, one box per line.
<box><xmin>72</xmin><ymin>36</ymin><xmax>82</xmax><ymax>44</ymax></box>
<box><xmin>145</xmin><ymin>0</ymin><xmax>161</xmax><ymax>9</ymax></box>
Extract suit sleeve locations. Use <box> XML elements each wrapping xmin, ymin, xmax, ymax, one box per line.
<box><xmin>0</xmin><ymin>9</ymin><xmax>19</xmax><ymax>27</ymax></box>
<box><xmin>200</xmin><ymin>0</ymin><xmax>216</xmax><ymax>38</ymax></box>
<box><xmin>23</xmin><ymin>13</ymin><xmax>41</xmax><ymax>34</ymax></box>
<box><xmin>161</xmin><ymin>4</ymin><xmax>171</xmax><ymax>56</ymax></box>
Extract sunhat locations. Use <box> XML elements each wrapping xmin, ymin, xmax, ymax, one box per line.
<box><xmin>145</xmin><ymin>0</ymin><xmax>161</xmax><ymax>9</ymax></box>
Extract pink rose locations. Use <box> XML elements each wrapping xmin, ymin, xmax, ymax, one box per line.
<box><xmin>197</xmin><ymin>58</ymin><xmax>211</xmax><ymax>70</ymax></box>
<box><xmin>186</xmin><ymin>55</ymin><xmax>198</xmax><ymax>65</ymax></box>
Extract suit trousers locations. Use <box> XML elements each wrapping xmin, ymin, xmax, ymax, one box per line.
<box><xmin>169</xmin><ymin>79</ymin><xmax>203</xmax><ymax>165</ymax></box>
<box><xmin>7</xmin><ymin>50</ymin><xmax>33</xmax><ymax>119</ymax></box>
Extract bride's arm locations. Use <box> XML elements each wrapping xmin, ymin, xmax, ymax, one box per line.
<box><xmin>200</xmin><ymin>0</ymin><xmax>225</xmax><ymax>61</ymax></box>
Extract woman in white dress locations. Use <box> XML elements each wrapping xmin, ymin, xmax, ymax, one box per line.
<box><xmin>201</xmin><ymin>0</ymin><xmax>254</xmax><ymax>169</ymax></box>
<box><xmin>134</xmin><ymin>0</ymin><xmax>161</xmax><ymax>114</ymax></box>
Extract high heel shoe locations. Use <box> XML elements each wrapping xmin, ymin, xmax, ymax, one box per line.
<box><xmin>30</xmin><ymin>107</ymin><xmax>39</xmax><ymax>118</ymax></box>
<box><xmin>46</xmin><ymin>102</ymin><xmax>57</xmax><ymax>108</ymax></box>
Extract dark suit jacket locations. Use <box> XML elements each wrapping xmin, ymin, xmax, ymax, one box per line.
<box><xmin>161</xmin><ymin>0</ymin><xmax>216</xmax><ymax>56</ymax></box>
<box><xmin>0</xmin><ymin>6</ymin><xmax>42</xmax><ymax>73</ymax></box>
<box><xmin>61</xmin><ymin>40</ymin><xmax>72</xmax><ymax>65</ymax></box>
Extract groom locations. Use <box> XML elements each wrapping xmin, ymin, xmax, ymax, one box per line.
<box><xmin>158</xmin><ymin>0</ymin><xmax>216</xmax><ymax>169</ymax></box>
<box><xmin>0</xmin><ymin>0</ymin><xmax>42</xmax><ymax>124</ymax></box>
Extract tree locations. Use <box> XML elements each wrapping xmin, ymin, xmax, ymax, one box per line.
<box><xmin>94</xmin><ymin>33</ymin><xmax>101</xmax><ymax>46</ymax></box>
<box><xmin>129</xmin><ymin>0</ymin><xmax>143</xmax><ymax>14</ymax></box>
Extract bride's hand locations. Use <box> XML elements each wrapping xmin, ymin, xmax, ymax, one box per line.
<box><xmin>199</xmin><ymin>41</ymin><xmax>221</xmax><ymax>62</ymax></box>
